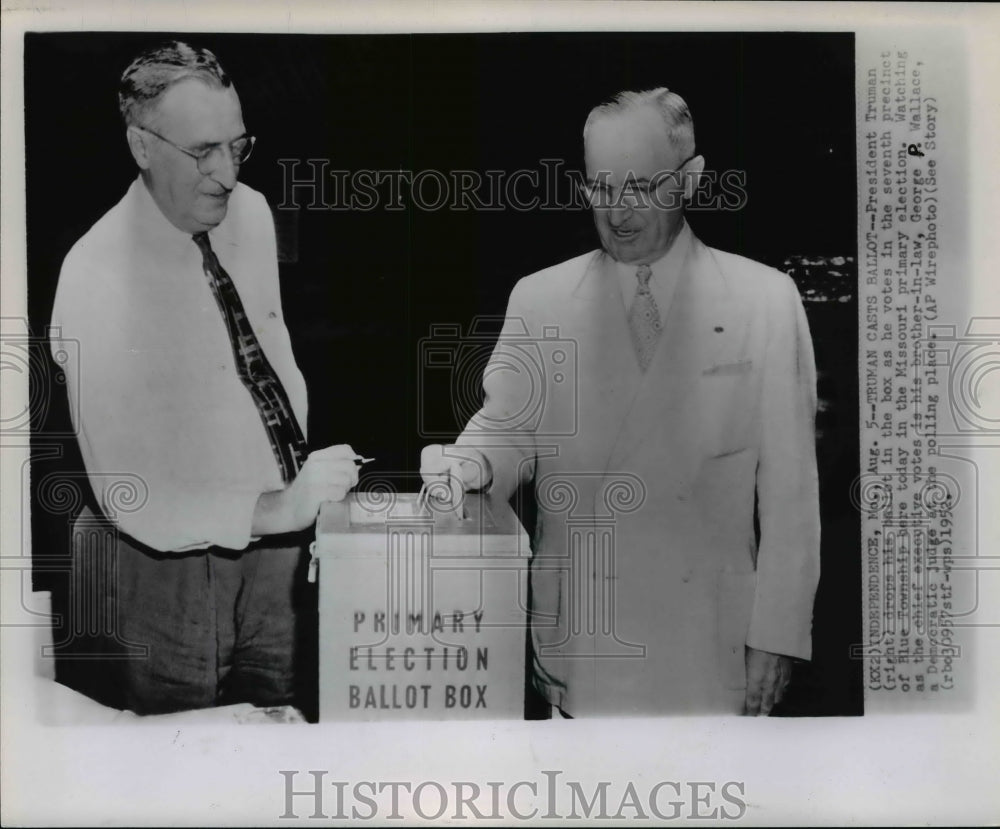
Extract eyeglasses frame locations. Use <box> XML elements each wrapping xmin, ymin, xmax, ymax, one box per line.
<box><xmin>580</xmin><ymin>152</ymin><xmax>700</xmax><ymax>210</ymax></box>
<box><xmin>134</xmin><ymin>125</ymin><xmax>256</xmax><ymax>175</ymax></box>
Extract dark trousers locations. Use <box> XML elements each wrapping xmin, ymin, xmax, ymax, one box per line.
<box><xmin>61</xmin><ymin>507</ymin><xmax>313</xmax><ymax>716</ymax></box>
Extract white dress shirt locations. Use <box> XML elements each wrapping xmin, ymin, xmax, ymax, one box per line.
<box><xmin>51</xmin><ymin>176</ymin><xmax>307</xmax><ymax>553</ymax></box>
<box><xmin>614</xmin><ymin>219</ymin><xmax>693</xmax><ymax>319</ymax></box>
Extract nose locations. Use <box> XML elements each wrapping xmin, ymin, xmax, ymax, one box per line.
<box><xmin>209</xmin><ymin>148</ymin><xmax>239</xmax><ymax>190</ymax></box>
<box><xmin>608</xmin><ymin>203</ymin><xmax>633</xmax><ymax>226</ymax></box>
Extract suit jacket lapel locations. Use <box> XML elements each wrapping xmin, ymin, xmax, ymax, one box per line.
<box><xmin>603</xmin><ymin>237</ymin><xmax>740</xmax><ymax>496</ymax></box>
<box><xmin>569</xmin><ymin>252</ymin><xmax>644</xmax><ymax>479</ymax></box>
<box><xmin>570</xmin><ymin>250</ymin><xmax>642</xmax><ymax>410</ymax></box>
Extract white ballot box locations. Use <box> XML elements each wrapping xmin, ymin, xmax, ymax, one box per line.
<box><xmin>312</xmin><ymin>492</ymin><xmax>530</xmax><ymax>721</ymax></box>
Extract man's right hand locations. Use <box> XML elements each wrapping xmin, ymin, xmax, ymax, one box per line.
<box><xmin>253</xmin><ymin>444</ymin><xmax>360</xmax><ymax>535</ymax></box>
<box><xmin>419</xmin><ymin>444</ymin><xmax>492</xmax><ymax>507</ymax></box>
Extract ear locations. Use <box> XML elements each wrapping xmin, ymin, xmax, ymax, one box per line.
<box><xmin>126</xmin><ymin>126</ymin><xmax>151</xmax><ymax>170</ymax></box>
<box><xmin>682</xmin><ymin>154</ymin><xmax>706</xmax><ymax>201</ymax></box>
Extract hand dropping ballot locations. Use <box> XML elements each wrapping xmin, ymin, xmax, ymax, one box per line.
<box><xmin>311</xmin><ymin>483</ymin><xmax>529</xmax><ymax>721</ymax></box>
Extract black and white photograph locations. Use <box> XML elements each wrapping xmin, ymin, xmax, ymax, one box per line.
<box><xmin>24</xmin><ymin>29</ymin><xmax>859</xmax><ymax>723</ymax></box>
<box><xmin>2</xmin><ymin>2</ymin><xmax>998</xmax><ymax>826</ymax></box>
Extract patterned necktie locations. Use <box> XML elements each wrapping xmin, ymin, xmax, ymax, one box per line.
<box><xmin>193</xmin><ymin>232</ymin><xmax>308</xmax><ymax>483</ymax></box>
<box><xmin>627</xmin><ymin>264</ymin><xmax>663</xmax><ymax>372</ymax></box>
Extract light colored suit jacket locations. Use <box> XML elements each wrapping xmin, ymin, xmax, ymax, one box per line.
<box><xmin>457</xmin><ymin>228</ymin><xmax>820</xmax><ymax>715</ymax></box>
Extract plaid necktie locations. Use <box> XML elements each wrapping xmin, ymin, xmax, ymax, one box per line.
<box><xmin>193</xmin><ymin>232</ymin><xmax>308</xmax><ymax>483</ymax></box>
<box><xmin>627</xmin><ymin>264</ymin><xmax>663</xmax><ymax>372</ymax></box>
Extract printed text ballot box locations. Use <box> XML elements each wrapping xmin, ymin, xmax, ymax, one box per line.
<box><xmin>313</xmin><ymin>492</ymin><xmax>529</xmax><ymax>721</ymax></box>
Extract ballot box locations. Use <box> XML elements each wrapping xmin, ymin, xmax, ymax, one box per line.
<box><xmin>312</xmin><ymin>492</ymin><xmax>530</xmax><ymax>721</ymax></box>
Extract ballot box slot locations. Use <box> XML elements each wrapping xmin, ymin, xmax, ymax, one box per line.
<box><xmin>346</xmin><ymin>492</ymin><xmax>496</xmax><ymax>530</ymax></box>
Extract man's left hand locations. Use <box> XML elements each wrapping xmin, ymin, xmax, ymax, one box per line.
<box><xmin>744</xmin><ymin>647</ymin><xmax>792</xmax><ymax>716</ymax></box>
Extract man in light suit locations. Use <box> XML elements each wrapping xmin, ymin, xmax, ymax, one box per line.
<box><xmin>421</xmin><ymin>88</ymin><xmax>820</xmax><ymax>717</ymax></box>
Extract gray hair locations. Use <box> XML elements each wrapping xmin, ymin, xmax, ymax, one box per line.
<box><xmin>118</xmin><ymin>40</ymin><xmax>231</xmax><ymax>127</ymax></box>
<box><xmin>583</xmin><ymin>87</ymin><xmax>696</xmax><ymax>158</ymax></box>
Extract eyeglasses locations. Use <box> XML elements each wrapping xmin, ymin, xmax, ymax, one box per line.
<box><xmin>579</xmin><ymin>153</ymin><xmax>697</xmax><ymax>210</ymax></box>
<box><xmin>137</xmin><ymin>126</ymin><xmax>256</xmax><ymax>175</ymax></box>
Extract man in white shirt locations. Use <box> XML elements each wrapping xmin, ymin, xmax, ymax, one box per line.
<box><xmin>50</xmin><ymin>41</ymin><xmax>358</xmax><ymax>714</ymax></box>
<box><xmin>421</xmin><ymin>88</ymin><xmax>820</xmax><ymax>717</ymax></box>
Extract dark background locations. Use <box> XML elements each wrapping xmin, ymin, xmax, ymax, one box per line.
<box><xmin>26</xmin><ymin>31</ymin><xmax>861</xmax><ymax>716</ymax></box>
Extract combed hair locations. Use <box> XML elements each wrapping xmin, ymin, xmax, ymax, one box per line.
<box><xmin>583</xmin><ymin>88</ymin><xmax>696</xmax><ymax>157</ymax></box>
<box><xmin>118</xmin><ymin>40</ymin><xmax>231</xmax><ymax>126</ymax></box>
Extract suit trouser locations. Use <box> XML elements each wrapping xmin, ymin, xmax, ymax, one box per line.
<box><xmin>70</xmin><ymin>507</ymin><xmax>310</xmax><ymax>715</ymax></box>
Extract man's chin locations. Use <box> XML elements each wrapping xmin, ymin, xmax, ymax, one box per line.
<box><xmin>195</xmin><ymin>203</ymin><xmax>229</xmax><ymax>230</ymax></box>
<box><xmin>601</xmin><ymin>232</ymin><xmax>647</xmax><ymax>263</ymax></box>
<box><xmin>606</xmin><ymin>242</ymin><xmax>647</xmax><ymax>265</ymax></box>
